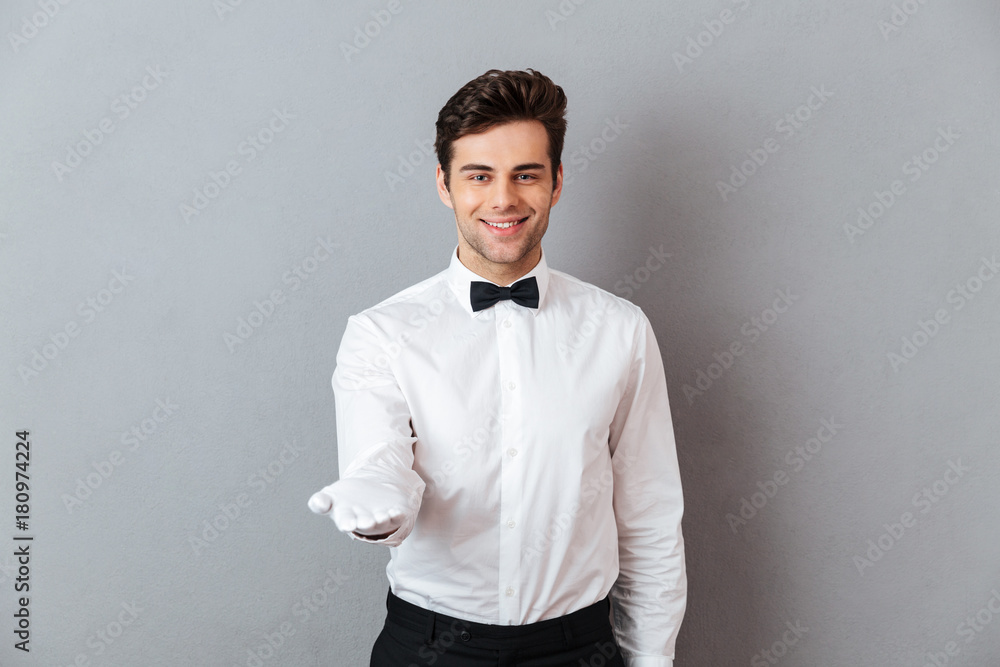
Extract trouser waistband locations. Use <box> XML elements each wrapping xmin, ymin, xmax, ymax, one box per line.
<box><xmin>384</xmin><ymin>588</ymin><xmax>613</xmax><ymax>650</ymax></box>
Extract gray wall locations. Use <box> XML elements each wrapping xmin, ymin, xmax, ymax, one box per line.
<box><xmin>2</xmin><ymin>1</ymin><xmax>998</xmax><ymax>665</ymax></box>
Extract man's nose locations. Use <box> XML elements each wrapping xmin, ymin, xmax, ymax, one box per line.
<box><xmin>488</xmin><ymin>178</ymin><xmax>519</xmax><ymax>209</ymax></box>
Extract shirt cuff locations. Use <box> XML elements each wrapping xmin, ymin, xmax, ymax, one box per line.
<box><xmin>625</xmin><ymin>656</ymin><xmax>673</xmax><ymax>667</ymax></box>
<box><xmin>350</xmin><ymin>529</ymin><xmax>397</xmax><ymax>543</ymax></box>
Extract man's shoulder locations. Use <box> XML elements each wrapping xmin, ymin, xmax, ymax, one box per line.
<box><xmin>548</xmin><ymin>267</ymin><xmax>646</xmax><ymax>323</ymax></box>
<box><xmin>350</xmin><ymin>267</ymin><xmax>453</xmax><ymax>323</ymax></box>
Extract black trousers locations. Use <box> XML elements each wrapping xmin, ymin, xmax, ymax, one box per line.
<box><xmin>370</xmin><ymin>588</ymin><xmax>627</xmax><ymax>667</ymax></box>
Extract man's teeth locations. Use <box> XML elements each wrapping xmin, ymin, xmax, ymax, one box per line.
<box><xmin>484</xmin><ymin>219</ymin><xmax>523</xmax><ymax>228</ymax></box>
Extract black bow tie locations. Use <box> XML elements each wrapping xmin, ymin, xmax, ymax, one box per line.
<box><xmin>470</xmin><ymin>276</ymin><xmax>539</xmax><ymax>312</ymax></box>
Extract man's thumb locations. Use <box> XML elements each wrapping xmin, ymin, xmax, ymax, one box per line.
<box><xmin>308</xmin><ymin>491</ymin><xmax>333</xmax><ymax>515</ymax></box>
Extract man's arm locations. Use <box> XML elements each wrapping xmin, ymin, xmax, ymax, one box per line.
<box><xmin>311</xmin><ymin>313</ymin><xmax>426</xmax><ymax>547</ymax></box>
<box><xmin>607</xmin><ymin>310</ymin><xmax>687</xmax><ymax>667</ymax></box>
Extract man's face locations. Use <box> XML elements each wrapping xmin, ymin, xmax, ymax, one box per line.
<box><xmin>436</xmin><ymin>120</ymin><xmax>563</xmax><ymax>284</ymax></box>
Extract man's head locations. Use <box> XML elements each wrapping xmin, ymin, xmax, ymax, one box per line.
<box><xmin>434</xmin><ymin>69</ymin><xmax>568</xmax><ymax>285</ymax></box>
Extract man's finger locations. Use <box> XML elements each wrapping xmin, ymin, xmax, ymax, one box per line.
<box><xmin>353</xmin><ymin>509</ymin><xmax>377</xmax><ymax>532</ymax></box>
<box><xmin>333</xmin><ymin>506</ymin><xmax>359</xmax><ymax>532</ymax></box>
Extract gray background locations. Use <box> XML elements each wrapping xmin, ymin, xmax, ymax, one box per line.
<box><xmin>2</xmin><ymin>1</ymin><xmax>999</xmax><ymax>665</ymax></box>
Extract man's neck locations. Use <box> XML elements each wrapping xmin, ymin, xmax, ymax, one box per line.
<box><xmin>457</xmin><ymin>247</ymin><xmax>541</xmax><ymax>286</ymax></box>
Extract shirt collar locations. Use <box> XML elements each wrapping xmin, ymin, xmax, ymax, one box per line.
<box><xmin>446</xmin><ymin>244</ymin><xmax>550</xmax><ymax>317</ymax></box>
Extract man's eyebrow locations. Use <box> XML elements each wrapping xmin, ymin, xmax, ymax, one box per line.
<box><xmin>457</xmin><ymin>162</ymin><xmax>547</xmax><ymax>173</ymax></box>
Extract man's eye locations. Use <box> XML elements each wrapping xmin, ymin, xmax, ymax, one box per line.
<box><xmin>517</xmin><ymin>174</ymin><xmax>536</xmax><ymax>180</ymax></box>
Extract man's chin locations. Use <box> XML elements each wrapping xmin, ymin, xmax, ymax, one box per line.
<box><xmin>478</xmin><ymin>244</ymin><xmax>532</xmax><ymax>266</ymax></box>
<box><xmin>459</xmin><ymin>228</ymin><xmax>541</xmax><ymax>270</ymax></box>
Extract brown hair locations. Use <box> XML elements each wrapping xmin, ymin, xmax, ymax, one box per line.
<box><xmin>435</xmin><ymin>69</ymin><xmax>568</xmax><ymax>191</ymax></box>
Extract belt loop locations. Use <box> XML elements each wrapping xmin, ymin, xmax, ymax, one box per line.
<box><xmin>424</xmin><ymin>610</ymin><xmax>436</xmax><ymax>645</ymax></box>
<box><xmin>561</xmin><ymin>616</ymin><xmax>573</xmax><ymax>647</ymax></box>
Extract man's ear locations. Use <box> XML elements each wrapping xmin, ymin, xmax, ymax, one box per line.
<box><xmin>435</xmin><ymin>164</ymin><xmax>454</xmax><ymax>210</ymax></box>
<box><xmin>550</xmin><ymin>162</ymin><xmax>564</xmax><ymax>207</ymax></box>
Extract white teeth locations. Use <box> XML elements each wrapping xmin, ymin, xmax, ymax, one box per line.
<box><xmin>484</xmin><ymin>219</ymin><xmax>523</xmax><ymax>228</ymax></box>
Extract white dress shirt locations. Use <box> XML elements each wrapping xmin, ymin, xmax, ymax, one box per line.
<box><xmin>332</xmin><ymin>245</ymin><xmax>686</xmax><ymax>666</ymax></box>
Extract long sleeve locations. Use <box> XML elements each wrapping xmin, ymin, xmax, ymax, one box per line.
<box><xmin>331</xmin><ymin>313</ymin><xmax>426</xmax><ymax>547</ymax></box>
<box><xmin>607</xmin><ymin>311</ymin><xmax>687</xmax><ymax>666</ymax></box>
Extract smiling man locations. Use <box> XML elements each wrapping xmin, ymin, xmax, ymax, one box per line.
<box><xmin>309</xmin><ymin>69</ymin><xmax>686</xmax><ymax>666</ymax></box>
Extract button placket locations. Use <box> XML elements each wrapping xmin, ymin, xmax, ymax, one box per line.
<box><xmin>495</xmin><ymin>301</ymin><xmax>522</xmax><ymax>623</ymax></box>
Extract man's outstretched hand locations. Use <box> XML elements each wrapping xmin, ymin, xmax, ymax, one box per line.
<box><xmin>308</xmin><ymin>477</ymin><xmax>407</xmax><ymax>540</ymax></box>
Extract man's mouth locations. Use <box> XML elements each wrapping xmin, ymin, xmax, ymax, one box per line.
<box><xmin>481</xmin><ymin>216</ymin><xmax>528</xmax><ymax>229</ymax></box>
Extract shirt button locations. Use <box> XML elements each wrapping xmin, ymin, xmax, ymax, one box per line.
<box><xmin>506</xmin><ymin>587</ymin><xmax>515</xmax><ymax>597</ymax></box>
<box><xmin>460</xmin><ymin>630</ymin><xmax>472</xmax><ymax>641</ymax></box>
<box><xmin>503</xmin><ymin>320</ymin><xmax>512</xmax><ymax>328</ymax></box>
<box><xmin>507</xmin><ymin>448</ymin><xmax>517</xmax><ymax>457</ymax></box>
<box><xmin>507</xmin><ymin>520</ymin><xmax>516</xmax><ymax>528</ymax></box>
<box><xmin>507</xmin><ymin>381</ymin><xmax>516</xmax><ymax>390</ymax></box>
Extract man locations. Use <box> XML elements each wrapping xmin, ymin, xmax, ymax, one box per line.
<box><xmin>309</xmin><ymin>68</ymin><xmax>686</xmax><ymax>666</ymax></box>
